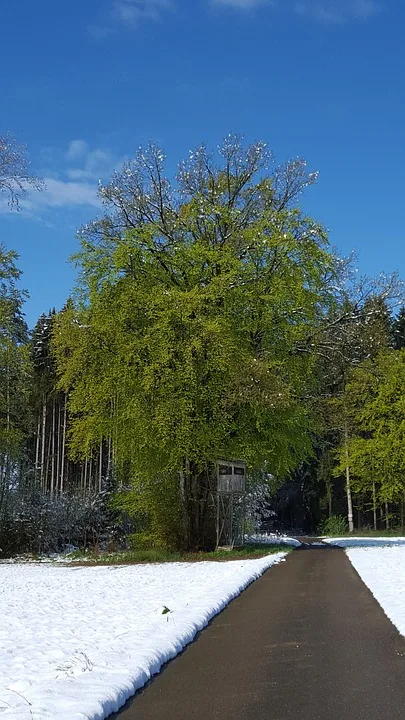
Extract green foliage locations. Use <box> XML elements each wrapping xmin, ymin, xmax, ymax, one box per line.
<box><xmin>116</xmin><ymin>471</ymin><xmax>185</xmax><ymax>550</ymax></box>
<box><xmin>0</xmin><ymin>244</ymin><xmax>31</xmax><ymax>498</ymax></box>
<box><xmin>392</xmin><ymin>306</ymin><xmax>405</xmax><ymax>350</ymax></box>
<box><xmin>319</xmin><ymin>515</ymin><xmax>348</xmax><ymax>535</ymax></box>
<box><xmin>334</xmin><ymin>350</ymin><xmax>405</xmax><ymax>506</ymax></box>
<box><xmin>52</xmin><ymin>138</ymin><xmax>350</xmax><ymax>548</ymax></box>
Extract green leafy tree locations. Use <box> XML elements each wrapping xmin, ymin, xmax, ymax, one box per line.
<box><xmin>0</xmin><ymin>244</ymin><xmax>31</xmax><ymax>516</ymax></box>
<box><xmin>335</xmin><ymin>350</ymin><xmax>405</xmax><ymax>530</ymax></box>
<box><xmin>53</xmin><ymin>137</ymin><xmax>351</xmax><ymax>550</ymax></box>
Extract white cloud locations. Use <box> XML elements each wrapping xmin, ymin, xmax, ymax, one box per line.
<box><xmin>90</xmin><ymin>0</ymin><xmax>174</xmax><ymax>36</ymax></box>
<box><xmin>212</xmin><ymin>0</ymin><xmax>381</xmax><ymax>19</ymax></box>
<box><xmin>65</xmin><ymin>141</ymin><xmax>116</xmax><ymax>182</ymax></box>
<box><xmin>66</xmin><ymin>139</ymin><xmax>89</xmax><ymax>162</ymax></box>
<box><xmin>113</xmin><ymin>0</ymin><xmax>172</xmax><ymax>24</ymax></box>
<box><xmin>0</xmin><ymin>178</ymin><xmax>100</xmax><ymax>217</ymax></box>
<box><xmin>28</xmin><ymin>178</ymin><xmax>100</xmax><ymax>209</ymax></box>
<box><xmin>212</xmin><ymin>0</ymin><xmax>272</xmax><ymax>7</ymax></box>
<box><xmin>351</xmin><ymin>0</ymin><xmax>382</xmax><ymax>18</ymax></box>
<box><xmin>1</xmin><ymin>140</ymin><xmax>119</xmax><ymax>216</ymax></box>
<box><xmin>36</xmin><ymin>139</ymin><xmax>119</xmax><ymax>209</ymax></box>
<box><xmin>295</xmin><ymin>0</ymin><xmax>382</xmax><ymax>23</ymax></box>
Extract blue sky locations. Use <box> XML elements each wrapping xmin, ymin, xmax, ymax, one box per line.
<box><xmin>0</xmin><ymin>0</ymin><xmax>403</xmax><ymax>327</ymax></box>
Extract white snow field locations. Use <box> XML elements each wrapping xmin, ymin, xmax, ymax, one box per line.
<box><xmin>0</xmin><ymin>553</ymin><xmax>286</xmax><ymax>719</ymax></box>
<box><xmin>323</xmin><ymin>537</ymin><xmax>405</xmax><ymax>548</ymax></box>
<box><xmin>246</xmin><ymin>533</ymin><xmax>301</xmax><ymax>547</ymax></box>
<box><xmin>324</xmin><ymin>538</ymin><xmax>405</xmax><ymax>638</ymax></box>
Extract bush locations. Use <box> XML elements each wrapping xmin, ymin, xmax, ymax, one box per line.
<box><xmin>0</xmin><ymin>490</ymin><xmax>131</xmax><ymax>558</ymax></box>
<box><xmin>319</xmin><ymin>515</ymin><xmax>348</xmax><ymax>536</ymax></box>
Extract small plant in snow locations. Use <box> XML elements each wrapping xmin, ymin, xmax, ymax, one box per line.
<box><xmin>56</xmin><ymin>652</ymin><xmax>94</xmax><ymax>678</ymax></box>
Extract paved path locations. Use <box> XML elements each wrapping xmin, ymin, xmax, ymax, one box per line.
<box><xmin>113</xmin><ymin>545</ymin><xmax>405</xmax><ymax>719</ymax></box>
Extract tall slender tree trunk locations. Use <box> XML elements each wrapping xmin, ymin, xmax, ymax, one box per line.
<box><xmin>107</xmin><ymin>435</ymin><xmax>112</xmax><ymax>485</ymax></box>
<box><xmin>40</xmin><ymin>397</ymin><xmax>46</xmax><ymax>492</ymax></box>
<box><xmin>98</xmin><ymin>441</ymin><xmax>103</xmax><ymax>493</ymax></box>
<box><xmin>44</xmin><ymin>429</ymin><xmax>52</xmax><ymax>494</ymax></box>
<box><xmin>60</xmin><ymin>396</ymin><xmax>67</xmax><ymax>494</ymax></box>
<box><xmin>50</xmin><ymin>399</ymin><xmax>56</xmax><ymax>497</ymax></box>
<box><xmin>344</xmin><ymin>427</ymin><xmax>354</xmax><ymax>533</ymax></box>
<box><xmin>385</xmin><ymin>500</ymin><xmax>390</xmax><ymax>530</ymax></box>
<box><xmin>35</xmin><ymin>414</ymin><xmax>41</xmax><ymax>486</ymax></box>
<box><xmin>325</xmin><ymin>475</ymin><xmax>333</xmax><ymax>517</ymax></box>
<box><xmin>372</xmin><ymin>479</ymin><xmax>377</xmax><ymax>531</ymax></box>
<box><xmin>401</xmin><ymin>496</ymin><xmax>404</xmax><ymax>535</ymax></box>
<box><xmin>56</xmin><ymin>401</ymin><xmax>61</xmax><ymax>494</ymax></box>
<box><xmin>4</xmin><ymin>339</ymin><xmax>11</xmax><ymax>489</ymax></box>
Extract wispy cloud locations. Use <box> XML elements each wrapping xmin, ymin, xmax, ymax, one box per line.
<box><xmin>212</xmin><ymin>0</ymin><xmax>381</xmax><ymax>20</ymax></box>
<box><xmin>295</xmin><ymin>0</ymin><xmax>382</xmax><ymax>24</ymax></box>
<box><xmin>25</xmin><ymin>178</ymin><xmax>100</xmax><ymax>210</ymax></box>
<box><xmin>65</xmin><ymin>140</ymin><xmax>116</xmax><ymax>182</ymax></box>
<box><xmin>113</xmin><ymin>0</ymin><xmax>173</xmax><ymax>24</ymax></box>
<box><xmin>89</xmin><ymin>0</ymin><xmax>174</xmax><ymax>37</ymax></box>
<box><xmin>212</xmin><ymin>0</ymin><xmax>274</xmax><ymax>7</ymax></box>
<box><xmin>1</xmin><ymin>140</ymin><xmax>122</xmax><ymax>217</ymax></box>
<box><xmin>0</xmin><ymin>178</ymin><xmax>100</xmax><ymax>217</ymax></box>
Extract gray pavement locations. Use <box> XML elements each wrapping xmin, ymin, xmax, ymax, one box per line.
<box><xmin>112</xmin><ymin>545</ymin><xmax>405</xmax><ymax>719</ymax></box>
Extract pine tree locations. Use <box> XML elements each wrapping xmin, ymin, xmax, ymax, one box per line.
<box><xmin>392</xmin><ymin>306</ymin><xmax>405</xmax><ymax>349</ymax></box>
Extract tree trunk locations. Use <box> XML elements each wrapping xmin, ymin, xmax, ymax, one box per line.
<box><xmin>372</xmin><ymin>480</ymin><xmax>377</xmax><ymax>531</ymax></box>
<box><xmin>344</xmin><ymin>428</ymin><xmax>354</xmax><ymax>533</ymax></box>
<box><xmin>385</xmin><ymin>500</ymin><xmax>390</xmax><ymax>530</ymax></box>
<box><xmin>35</xmin><ymin>413</ymin><xmax>41</xmax><ymax>486</ymax></box>
<box><xmin>50</xmin><ymin>398</ymin><xmax>55</xmax><ymax>497</ymax></box>
<box><xmin>40</xmin><ymin>397</ymin><xmax>46</xmax><ymax>492</ymax></box>
<box><xmin>401</xmin><ymin>497</ymin><xmax>404</xmax><ymax>535</ymax></box>
<box><xmin>98</xmin><ymin>441</ymin><xmax>103</xmax><ymax>493</ymax></box>
<box><xmin>325</xmin><ymin>474</ymin><xmax>333</xmax><ymax>517</ymax></box>
<box><xmin>107</xmin><ymin>435</ymin><xmax>112</xmax><ymax>485</ymax></box>
<box><xmin>60</xmin><ymin>397</ymin><xmax>67</xmax><ymax>494</ymax></box>
<box><xmin>44</xmin><ymin>428</ymin><xmax>52</xmax><ymax>493</ymax></box>
<box><xmin>56</xmin><ymin>401</ymin><xmax>61</xmax><ymax>494</ymax></box>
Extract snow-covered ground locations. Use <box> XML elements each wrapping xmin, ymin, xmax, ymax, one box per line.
<box><xmin>323</xmin><ymin>537</ymin><xmax>405</xmax><ymax>639</ymax></box>
<box><xmin>0</xmin><ymin>553</ymin><xmax>286</xmax><ymax>719</ymax></box>
<box><xmin>344</xmin><ymin>545</ymin><xmax>405</xmax><ymax>637</ymax></box>
<box><xmin>323</xmin><ymin>536</ymin><xmax>405</xmax><ymax>548</ymax></box>
<box><xmin>246</xmin><ymin>533</ymin><xmax>301</xmax><ymax>547</ymax></box>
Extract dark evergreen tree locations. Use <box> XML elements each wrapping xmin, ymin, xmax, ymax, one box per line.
<box><xmin>392</xmin><ymin>306</ymin><xmax>405</xmax><ymax>349</ymax></box>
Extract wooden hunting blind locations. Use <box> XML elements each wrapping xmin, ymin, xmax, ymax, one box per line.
<box><xmin>216</xmin><ymin>460</ymin><xmax>246</xmax><ymax>549</ymax></box>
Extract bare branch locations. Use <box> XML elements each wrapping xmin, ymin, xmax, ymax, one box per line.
<box><xmin>0</xmin><ymin>133</ymin><xmax>44</xmax><ymax>209</ymax></box>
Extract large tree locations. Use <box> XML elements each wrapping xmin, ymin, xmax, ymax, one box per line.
<box><xmin>53</xmin><ymin>137</ymin><xmax>351</xmax><ymax>549</ymax></box>
<box><xmin>0</xmin><ymin>245</ymin><xmax>31</xmax><ymax>517</ymax></box>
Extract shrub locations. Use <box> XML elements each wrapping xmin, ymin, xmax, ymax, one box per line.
<box><xmin>319</xmin><ymin>515</ymin><xmax>348</xmax><ymax>536</ymax></box>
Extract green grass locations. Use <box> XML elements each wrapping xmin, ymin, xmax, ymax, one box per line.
<box><xmin>67</xmin><ymin>543</ymin><xmax>292</xmax><ymax>565</ymax></box>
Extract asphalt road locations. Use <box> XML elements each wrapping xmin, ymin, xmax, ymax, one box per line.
<box><xmin>112</xmin><ymin>545</ymin><xmax>405</xmax><ymax>720</ymax></box>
